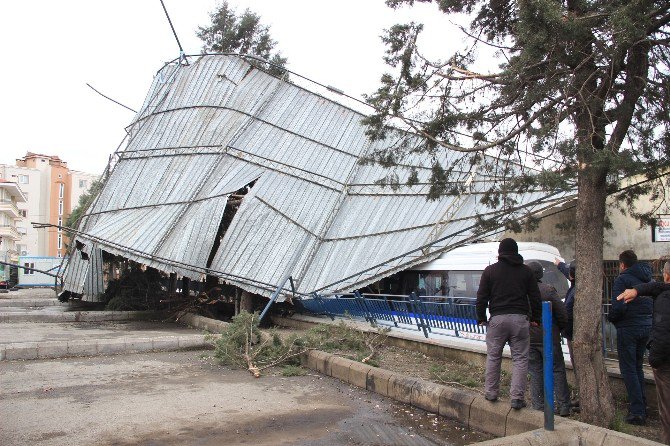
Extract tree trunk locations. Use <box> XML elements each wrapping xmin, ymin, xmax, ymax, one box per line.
<box><xmin>573</xmin><ymin>167</ymin><xmax>615</xmax><ymax>427</ymax></box>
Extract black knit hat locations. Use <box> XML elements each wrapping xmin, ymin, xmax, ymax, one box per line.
<box><xmin>528</xmin><ymin>261</ymin><xmax>543</xmax><ymax>280</ymax></box>
<box><xmin>498</xmin><ymin>238</ymin><xmax>519</xmax><ymax>255</ymax></box>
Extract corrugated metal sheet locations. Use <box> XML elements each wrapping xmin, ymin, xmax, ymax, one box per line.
<box><xmin>62</xmin><ymin>242</ymin><xmax>104</xmax><ymax>301</ymax></box>
<box><xmin>64</xmin><ymin>54</ymin><xmax>572</xmax><ymax>300</ymax></box>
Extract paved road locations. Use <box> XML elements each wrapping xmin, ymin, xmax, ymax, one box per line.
<box><xmin>0</xmin><ymin>289</ymin><xmax>492</xmax><ymax>446</ymax></box>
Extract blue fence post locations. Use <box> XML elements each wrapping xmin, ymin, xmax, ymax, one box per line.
<box><xmin>382</xmin><ymin>295</ymin><xmax>398</xmax><ymax>327</ymax></box>
<box><xmin>542</xmin><ymin>300</ymin><xmax>554</xmax><ymax>431</ymax></box>
<box><xmin>409</xmin><ymin>292</ymin><xmax>430</xmax><ymax>338</ymax></box>
<box><xmin>354</xmin><ymin>290</ymin><xmax>376</xmax><ymax>326</ymax></box>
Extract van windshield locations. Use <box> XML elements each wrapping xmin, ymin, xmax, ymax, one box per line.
<box><xmin>396</xmin><ymin>260</ymin><xmax>569</xmax><ymax>299</ymax></box>
<box><xmin>401</xmin><ymin>271</ymin><xmax>482</xmax><ymax>298</ymax></box>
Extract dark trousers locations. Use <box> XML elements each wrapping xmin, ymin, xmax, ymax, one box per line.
<box><xmin>529</xmin><ymin>342</ymin><xmax>571</xmax><ymax>412</ymax></box>
<box><xmin>616</xmin><ymin>325</ymin><xmax>651</xmax><ymax>417</ymax></box>
<box><xmin>485</xmin><ymin>314</ymin><xmax>530</xmax><ymax>400</ymax></box>
<box><xmin>653</xmin><ymin>362</ymin><xmax>670</xmax><ymax>445</ymax></box>
<box><xmin>566</xmin><ymin>338</ymin><xmax>579</xmax><ymax>399</ymax></box>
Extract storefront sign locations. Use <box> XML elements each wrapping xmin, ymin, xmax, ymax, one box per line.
<box><xmin>652</xmin><ymin>215</ymin><xmax>670</xmax><ymax>242</ymax></box>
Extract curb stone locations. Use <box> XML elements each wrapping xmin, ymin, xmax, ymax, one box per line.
<box><xmin>411</xmin><ymin>379</ymin><xmax>444</xmax><ymax>414</ymax></box>
<box><xmin>439</xmin><ymin>386</ymin><xmax>477</xmax><ymax>424</ymax></box>
<box><xmin>0</xmin><ymin>335</ymin><xmax>217</xmax><ymax>361</ymax></box>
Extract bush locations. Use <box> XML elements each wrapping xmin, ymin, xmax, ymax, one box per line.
<box><xmin>213</xmin><ymin>314</ymin><xmax>389</xmax><ymax>377</ymax></box>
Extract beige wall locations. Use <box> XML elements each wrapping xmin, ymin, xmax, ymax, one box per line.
<box><xmin>510</xmin><ymin>189</ymin><xmax>670</xmax><ymax>261</ymax></box>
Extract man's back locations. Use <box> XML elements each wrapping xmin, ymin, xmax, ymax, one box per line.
<box><xmin>610</xmin><ymin>261</ymin><xmax>653</xmax><ymax>327</ymax></box>
<box><xmin>476</xmin><ymin>254</ymin><xmax>541</xmax><ymax>323</ymax></box>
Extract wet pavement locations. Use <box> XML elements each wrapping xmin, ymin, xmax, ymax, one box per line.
<box><xmin>0</xmin><ymin>288</ymin><xmax>493</xmax><ymax>445</ymax></box>
<box><xmin>0</xmin><ymin>350</ymin><xmax>492</xmax><ymax>446</ymax></box>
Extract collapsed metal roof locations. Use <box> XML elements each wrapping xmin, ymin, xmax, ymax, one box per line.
<box><xmin>63</xmin><ymin>54</ymin><xmax>572</xmax><ymax>300</ymax></box>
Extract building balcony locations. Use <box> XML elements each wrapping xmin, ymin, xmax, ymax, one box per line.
<box><xmin>2</xmin><ymin>247</ymin><xmax>19</xmax><ymax>262</ymax></box>
<box><xmin>0</xmin><ymin>225</ymin><xmax>21</xmax><ymax>240</ymax></box>
<box><xmin>0</xmin><ymin>200</ymin><xmax>20</xmax><ymax>218</ymax></box>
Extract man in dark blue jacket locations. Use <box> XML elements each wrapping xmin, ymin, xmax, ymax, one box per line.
<box><xmin>618</xmin><ymin>260</ymin><xmax>670</xmax><ymax>444</ymax></box>
<box><xmin>609</xmin><ymin>249</ymin><xmax>653</xmax><ymax>425</ymax></box>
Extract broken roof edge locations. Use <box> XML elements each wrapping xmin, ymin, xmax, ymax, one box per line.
<box><xmin>67</xmin><ymin>233</ymin><xmax>301</xmax><ymax>299</ymax></box>
<box><xmin>309</xmin><ymin>193</ymin><xmax>578</xmax><ymax>296</ymax></box>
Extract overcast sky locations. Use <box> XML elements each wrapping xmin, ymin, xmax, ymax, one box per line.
<box><xmin>0</xmin><ymin>0</ymin><xmax>465</xmax><ymax>174</ymax></box>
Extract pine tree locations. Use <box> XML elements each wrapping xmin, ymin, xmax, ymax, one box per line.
<box><xmin>365</xmin><ymin>0</ymin><xmax>670</xmax><ymax>426</ymax></box>
<box><xmin>197</xmin><ymin>1</ymin><xmax>287</xmax><ymax>77</ymax></box>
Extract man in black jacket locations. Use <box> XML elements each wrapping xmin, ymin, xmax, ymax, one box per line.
<box><xmin>527</xmin><ymin>262</ymin><xmax>571</xmax><ymax>416</ymax></box>
<box><xmin>618</xmin><ymin>260</ymin><xmax>670</xmax><ymax>445</ymax></box>
<box><xmin>609</xmin><ymin>250</ymin><xmax>653</xmax><ymax>425</ymax></box>
<box><xmin>476</xmin><ymin>238</ymin><xmax>542</xmax><ymax>410</ymax></box>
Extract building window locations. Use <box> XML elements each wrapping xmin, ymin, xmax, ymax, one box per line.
<box><xmin>58</xmin><ymin>217</ymin><xmax>62</xmax><ymax>232</ymax></box>
<box><xmin>58</xmin><ymin>252</ymin><xmax>62</xmax><ymax>258</ymax></box>
<box><xmin>18</xmin><ymin>175</ymin><xmax>29</xmax><ymax>184</ymax></box>
<box><xmin>58</xmin><ymin>174</ymin><xmax>62</xmax><ymax>179</ymax></box>
<box><xmin>19</xmin><ymin>210</ymin><xmax>27</xmax><ymax>218</ymax></box>
<box><xmin>59</xmin><ymin>183</ymin><xmax>64</xmax><ymax>198</ymax></box>
<box><xmin>24</xmin><ymin>262</ymin><xmax>35</xmax><ymax>275</ymax></box>
<box><xmin>79</xmin><ymin>179</ymin><xmax>87</xmax><ymax>188</ymax></box>
<box><xmin>16</xmin><ymin>227</ymin><xmax>27</xmax><ymax>235</ymax></box>
<box><xmin>57</xmin><ymin>234</ymin><xmax>62</xmax><ymax>250</ymax></box>
<box><xmin>58</xmin><ymin>200</ymin><xmax>63</xmax><ymax>216</ymax></box>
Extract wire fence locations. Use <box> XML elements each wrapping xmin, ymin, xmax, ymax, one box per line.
<box><xmin>295</xmin><ymin>291</ymin><xmax>623</xmax><ymax>359</ymax></box>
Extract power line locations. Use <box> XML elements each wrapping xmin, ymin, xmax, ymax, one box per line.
<box><xmin>158</xmin><ymin>0</ymin><xmax>186</xmax><ymax>61</ymax></box>
<box><xmin>86</xmin><ymin>83</ymin><xmax>137</xmax><ymax>113</ymax></box>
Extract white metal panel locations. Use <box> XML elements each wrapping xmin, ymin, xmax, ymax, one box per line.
<box><xmin>64</xmin><ymin>54</ymin><xmax>574</xmax><ymax>300</ymax></box>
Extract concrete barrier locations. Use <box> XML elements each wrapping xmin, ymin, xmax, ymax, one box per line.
<box><xmin>0</xmin><ymin>334</ymin><xmax>215</xmax><ymax>361</ymax></box>
<box><xmin>0</xmin><ymin>311</ymin><xmax>155</xmax><ymax>323</ymax></box>
<box><xmin>469</xmin><ymin>396</ymin><xmax>512</xmax><ymax>437</ymax></box>
<box><xmin>389</xmin><ymin>374</ymin><xmax>419</xmax><ymax>404</ymax></box>
<box><xmin>295</xmin><ymin>347</ymin><xmax>664</xmax><ymax>445</ymax></box>
<box><xmin>505</xmin><ymin>407</ymin><xmax>545</xmax><ymax>436</ymax></box>
<box><xmin>270</xmin><ymin>315</ymin><xmax>657</xmax><ymax>409</ymax></box>
<box><xmin>348</xmin><ymin>361</ymin><xmax>372</xmax><ymax>389</ymax></box>
<box><xmin>179</xmin><ymin>313</ymin><xmax>229</xmax><ymax>333</ymax></box>
<box><xmin>330</xmin><ymin>355</ymin><xmax>352</xmax><ymax>382</ymax></box>
<box><xmin>410</xmin><ymin>380</ymin><xmax>443</xmax><ymax>413</ymax></box>
<box><xmin>439</xmin><ymin>386</ymin><xmax>476</xmax><ymax>423</ymax></box>
<box><xmin>366</xmin><ymin>367</ymin><xmax>395</xmax><ymax>397</ymax></box>
<box><xmin>0</xmin><ymin>299</ymin><xmax>64</xmax><ymax>307</ymax></box>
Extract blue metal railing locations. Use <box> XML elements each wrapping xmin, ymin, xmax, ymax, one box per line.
<box><xmin>294</xmin><ymin>292</ymin><xmax>617</xmax><ymax>359</ymax></box>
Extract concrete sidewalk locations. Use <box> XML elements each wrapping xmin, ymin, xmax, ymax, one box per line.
<box><xmin>0</xmin><ymin>289</ymin><xmax>215</xmax><ymax>361</ymax></box>
<box><xmin>0</xmin><ymin>288</ymin><xmax>492</xmax><ymax>446</ymax></box>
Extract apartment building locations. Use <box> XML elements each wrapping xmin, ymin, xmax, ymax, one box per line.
<box><xmin>0</xmin><ymin>180</ymin><xmax>27</xmax><ymax>283</ymax></box>
<box><xmin>0</xmin><ymin>153</ymin><xmax>98</xmax><ymax>258</ymax></box>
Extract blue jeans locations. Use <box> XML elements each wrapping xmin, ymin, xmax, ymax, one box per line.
<box><xmin>617</xmin><ymin>325</ymin><xmax>651</xmax><ymax>417</ymax></box>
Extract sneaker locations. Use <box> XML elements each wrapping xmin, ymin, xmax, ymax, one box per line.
<box><xmin>624</xmin><ymin>414</ymin><xmax>646</xmax><ymax>426</ymax></box>
<box><xmin>485</xmin><ymin>395</ymin><xmax>498</xmax><ymax>402</ymax></box>
<box><xmin>511</xmin><ymin>399</ymin><xmax>527</xmax><ymax>410</ymax></box>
